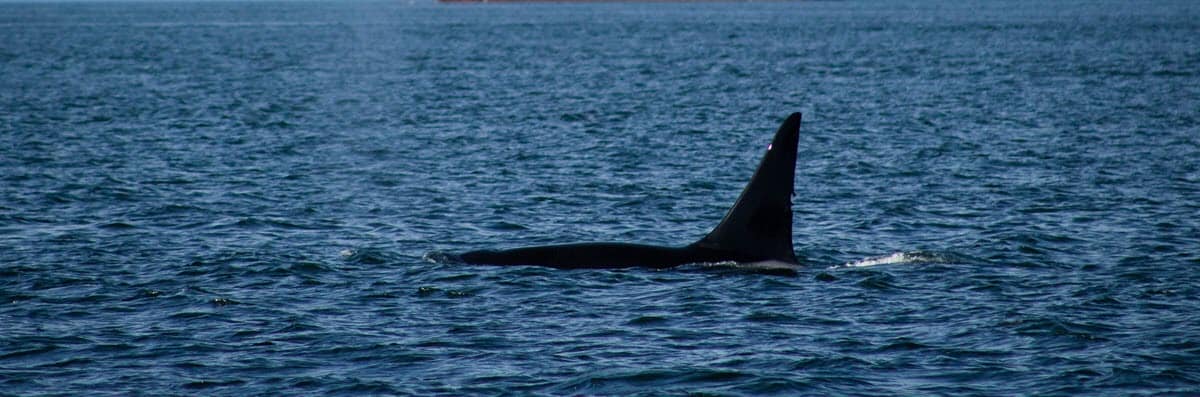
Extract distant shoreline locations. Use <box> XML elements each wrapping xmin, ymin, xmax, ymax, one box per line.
<box><xmin>439</xmin><ymin>0</ymin><xmax>797</xmax><ymax>3</ymax></box>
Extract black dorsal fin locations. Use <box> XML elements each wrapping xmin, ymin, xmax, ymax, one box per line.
<box><xmin>690</xmin><ymin>113</ymin><xmax>801</xmax><ymax>263</ymax></box>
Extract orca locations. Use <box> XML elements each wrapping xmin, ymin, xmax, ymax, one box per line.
<box><xmin>455</xmin><ymin>112</ymin><xmax>802</xmax><ymax>269</ymax></box>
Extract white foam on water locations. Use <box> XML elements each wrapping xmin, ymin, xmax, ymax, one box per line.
<box><xmin>835</xmin><ymin>252</ymin><xmax>937</xmax><ymax>269</ymax></box>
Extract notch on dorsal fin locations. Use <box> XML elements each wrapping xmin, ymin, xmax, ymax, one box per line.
<box><xmin>690</xmin><ymin>112</ymin><xmax>801</xmax><ymax>264</ymax></box>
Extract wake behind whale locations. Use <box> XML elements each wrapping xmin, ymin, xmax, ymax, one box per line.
<box><xmin>448</xmin><ymin>113</ymin><xmax>803</xmax><ymax>270</ymax></box>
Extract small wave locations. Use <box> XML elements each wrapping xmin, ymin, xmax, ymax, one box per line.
<box><xmin>422</xmin><ymin>251</ymin><xmax>463</xmax><ymax>264</ymax></box>
<box><xmin>338</xmin><ymin>248</ymin><xmax>398</xmax><ymax>265</ymax></box>
<box><xmin>681</xmin><ymin>260</ymin><xmax>801</xmax><ymax>277</ymax></box>
<box><xmin>834</xmin><ymin>251</ymin><xmax>952</xmax><ymax>269</ymax></box>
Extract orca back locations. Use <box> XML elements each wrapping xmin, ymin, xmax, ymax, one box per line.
<box><xmin>454</xmin><ymin>112</ymin><xmax>803</xmax><ymax>269</ymax></box>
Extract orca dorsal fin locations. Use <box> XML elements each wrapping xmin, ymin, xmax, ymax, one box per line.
<box><xmin>691</xmin><ymin>112</ymin><xmax>801</xmax><ymax>264</ymax></box>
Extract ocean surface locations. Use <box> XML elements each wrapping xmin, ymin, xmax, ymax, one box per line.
<box><xmin>2</xmin><ymin>0</ymin><xmax>1199</xmax><ymax>395</ymax></box>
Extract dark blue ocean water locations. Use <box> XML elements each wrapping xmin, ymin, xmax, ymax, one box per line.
<box><xmin>2</xmin><ymin>0</ymin><xmax>1199</xmax><ymax>394</ymax></box>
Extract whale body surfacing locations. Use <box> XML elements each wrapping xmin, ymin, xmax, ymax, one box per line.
<box><xmin>455</xmin><ymin>112</ymin><xmax>802</xmax><ymax>270</ymax></box>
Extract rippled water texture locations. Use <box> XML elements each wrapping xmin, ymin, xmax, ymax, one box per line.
<box><xmin>2</xmin><ymin>0</ymin><xmax>1199</xmax><ymax>395</ymax></box>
